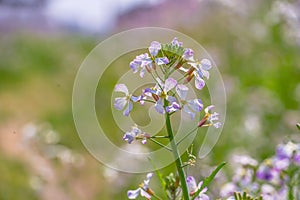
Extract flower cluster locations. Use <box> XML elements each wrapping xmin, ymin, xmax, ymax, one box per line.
<box><xmin>220</xmin><ymin>141</ymin><xmax>300</xmax><ymax>199</ymax></box>
<box><xmin>113</xmin><ymin>38</ymin><xmax>224</xmax><ymax>200</ymax></box>
<box><xmin>114</xmin><ymin>38</ymin><xmax>222</xmax><ymax>144</ymax></box>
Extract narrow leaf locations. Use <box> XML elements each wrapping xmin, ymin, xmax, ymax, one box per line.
<box><xmin>192</xmin><ymin>162</ymin><xmax>226</xmax><ymax>200</ymax></box>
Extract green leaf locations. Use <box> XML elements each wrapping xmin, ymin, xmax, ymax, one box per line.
<box><xmin>191</xmin><ymin>162</ymin><xmax>226</xmax><ymax>200</ymax></box>
<box><xmin>297</xmin><ymin>123</ymin><xmax>300</xmax><ymax>131</ymax></box>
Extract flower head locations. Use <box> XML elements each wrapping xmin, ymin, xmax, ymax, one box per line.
<box><xmin>198</xmin><ymin>105</ymin><xmax>222</xmax><ymax>128</ymax></box>
<box><xmin>114</xmin><ymin>84</ymin><xmax>141</xmax><ymax>116</ymax></box>
<box><xmin>145</xmin><ymin>77</ymin><xmax>178</xmax><ymax>114</ymax></box>
<box><xmin>123</xmin><ymin>125</ymin><xmax>149</xmax><ymax>144</ymax></box>
<box><xmin>181</xmin><ymin>58</ymin><xmax>212</xmax><ymax>90</ymax></box>
<box><xmin>130</xmin><ymin>53</ymin><xmax>153</xmax><ymax>78</ymax></box>
<box><xmin>149</xmin><ymin>41</ymin><xmax>161</xmax><ymax>56</ymax></box>
<box><xmin>182</xmin><ymin>48</ymin><xmax>194</xmax><ymax>61</ymax></box>
<box><xmin>127</xmin><ymin>173</ymin><xmax>154</xmax><ymax>199</ymax></box>
<box><xmin>171</xmin><ymin>37</ymin><xmax>183</xmax><ymax>47</ymax></box>
<box><xmin>166</xmin><ymin>84</ymin><xmax>203</xmax><ymax>119</ymax></box>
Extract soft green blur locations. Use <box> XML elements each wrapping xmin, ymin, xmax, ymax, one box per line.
<box><xmin>0</xmin><ymin>0</ymin><xmax>299</xmax><ymax>199</ymax></box>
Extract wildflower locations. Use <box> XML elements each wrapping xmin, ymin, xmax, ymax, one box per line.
<box><xmin>130</xmin><ymin>53</ymin><xmax>153</xmax><ymax>78</ymax></box>
<box><xmin>275</xmin><ymin>141</ymin><xmax>300</xmax><ymax>167</ymax></box>
<box><xmin>114</xmin><ymin>84</ymin><xmax>141</xmax><ymax>116</ymax></box>
<box><xmin>154</xmin><ymin>57</ymin><xmax>169</xmax><ymax>65</ymax></box>
<box><xmin>198</xmin><ymin>105</ymin><xmax>222</xmax><ymax>128</ymax></box>
<box><xmin>261</xmin><ymin>184</ymin><xmax>287</xmax><ymax>200</ymax></box>
<box><xmin>182</xmin><ymin>48</ymin><xmax>194</xmax><ymax>61</ymax></box>
<box><xmin>186</xmin><ymin>176</ymin><xmax>210</xmax><ymax>200</ymax></box>
<box><xmin>171</xmin><ymin>37</ymin><xmax>183</xmax><ymax>47</ymax></box>
<box><xmin>167</xmin><ymin>84</ymin><xmax>203</xmax><ymax>119</ymax></box>
<box><xmin>145</xmin><ymin>77</ymin><xmax>178</xmax><ymax>114</ymax></box>
<box><xmin>127</xmin><ymin>173</ymin><xmax>154</xmax><ymax>199</ymax></box>
<box><xmin>148</xmin><ymin>41</ymin><xmax>161</xmax><ymax>56</ymax></box>
<box><xmin>232</xmin><ymin>155</ymin><xmax>258</xmax><ymax>167</ymax></box>
<box><xmin>256</xmin><ymin>159</ymin><xmax>280</xmax><ymax>185</ymax></box>
<box><xmin>220</xmin><ymin>183</ymin><xmax>238</xmax><ymax>198</ymax></box>
<box><xmin>123</xmin><ymin>125</ymin><xmax>149</xmax><ymax>144</ymax></box>
<box><xmin>276</xmin><ymin>142</ymin><xmax>298</xmax><ymax>160</ymax></box>
<box><xmin>187</xmin><ymin>59</ymin><xmax>212</xmax><ymax>90</ymax></box>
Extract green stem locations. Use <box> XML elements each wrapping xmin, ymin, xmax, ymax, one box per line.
<box><xmin>176</xmin><ymin>126</ymin><xmax>198</xmax><ymax>145</ymax></box>
<box><xmin>164</xmin><ymin>100</ymin><xmax>190</xmax><ymax>200</ymax></box>
<box><xmin>149</xmin><ymin>138</ymin><xmax>172</xmax><ymax>152</ymax></box>
<box><xmin>150</xmin><ymin>135</ymin><xmax>169</xmax><ymax>139</ymax></box>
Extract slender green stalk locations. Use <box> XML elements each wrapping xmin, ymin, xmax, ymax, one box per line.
<box><xmin>176</xmin><ymin>126</ymin><xmax>198</xmax><ymax>145</ymax></box>
<box><xmin>149</xmin><ymin>138</ymin><xmax>172</xmax><ymax>152</ymax></box>
<box><xmin>164</xmin><ymin>100</ymin><xmax>190</xmax><ymax>200</ymax></box>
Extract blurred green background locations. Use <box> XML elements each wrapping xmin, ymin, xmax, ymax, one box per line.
<box><xmin>0</xmin><ymin>0</ymin><xmax>299</xmax><ymax>199</ymax></box>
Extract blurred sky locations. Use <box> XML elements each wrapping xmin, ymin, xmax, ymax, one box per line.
<box><xmin>0</xmin><ymin>0</ymin><xmax>164</xmax><ymax>33</ymax></box>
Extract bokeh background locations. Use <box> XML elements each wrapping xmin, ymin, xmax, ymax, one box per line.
<box><xmin>0</xmin><ymin>0</ymin><xmax>299</xmax><ymax>199</ymax></box>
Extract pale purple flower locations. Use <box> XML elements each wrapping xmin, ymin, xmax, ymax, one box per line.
<box><xmin>171</xmin><ymin>37</ymin><xmax>183</xmax><ymax>47</ymax></box>
<box><xmin>149</xmin><ymin>41</ymin><xmax>161</xmax><ymax>56</ymax></box>
<box><xmin>127</xmin><ymin>173</ymin><xmax>153</xmax><ymax>199</ymax></box>
<box><xmin>155</xmin><ymin>57</ymin><xmax>169</xmax><ymax>65</ymax></box>
<box><xmin>186</xmin><ymin>58</ymin><xmax>212</xmax><ymax>90</ymax></box>
<box><xmin>220</xmin><ymin>183</ymin><xmax>238</xmax><ymax>198</ymax></box>
<box><xmin>130</xmin><ymin>53</ymin><xmax>153</xmax><ymax>78</ymax></box>
<box><xmin>256</xmin><ymin>159</ymin><xmax>280</xmax><ymax>185</ymax></box>
<box><xmin>273</xmin><ymin>157</ymin><xmax>290</xmax><ymax>171</ymax></box>
<box><xmin>232</xmin><ymin>167</ymin><xmax>254</xmax><ymax>186</ymax></box>
<box><xmin>146</xmin><ymin>77</ymin><xmax>178</xmax><ymax>114</ymax></box>
<box><xmin>114</xmin><ymin>84</ymin><xmax>139</xmax><ymax>116</ymax></box>
<box><xmin>182</xmin><ymin>48</ymin><xmax>194</xmax><ymax>61</ymax></box>
<box><xmin>232</xmin><ymin>155</ymin><xmax>258</xmax><ymax>167</ymax></box>
<box><xmin>186</xmin><ymin>176</ymin><xmax>210</xmax><ymax>200</ymax></box>
<box><xmin>198</xmin><ymin>105</ymin><xmax>222</xmax><ymax>128</ymax></box>
<box><xmin>123</xmin><ymin>125</ymin><xmax>148</xmax><ymax>144</ymax></box>
<box><xmin>294</xmin><ymin>149</ymin><xmax>300</xmax><ymax>165</ymax></box>
<box><xmin>276</xmin><ymin>142</ymin><xmax>298</xmax><ymax>160</ymax></box>
<box><xmin>261</xmin><ymin>184</ymin><xmax>287</xmax><ymax>200</ymax></box>
<box><xmin>168</xmin><ymin>84</ymin><xmax>203</xmax><ymax>119</ymax></box>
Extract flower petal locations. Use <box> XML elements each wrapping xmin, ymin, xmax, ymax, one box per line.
<box><xmin>182</xmin><ymin>48</ymin><xmax>194</xmax><ymax>60</ymax></box>
<box><xmin>176</xmin><ymin>84</ymin><xmax>189</xmax><ymax>100</ymax></box>
<box><xmin>164</xmin><ymin>77</ymin><xmax>177</xmax><ymax>92</ymax></box>
<box><xmin>155</xmin><ymin>57</ymin><xmax>169</xmax><ymax>65</ymax></box>
<box><xmin>166</xmin><ymin>102</ymin><xmax>181</xmax><ymax>113</ymax></box>
<box><xmin>123</xmin><ymin>132</ymin><xmax>135</xmax><ymax>144</ymax></box>
<box><xmin>140</xmin><ymin>189</ymin><xmax>151</xmax><ymax>199</ymax></box>
<box><xmin>114</xmin><ymin>84</ymin><xmax>129</xmax><ymax>95</ymax></box>
<box><xmin>200</xmin><ymin>59</ymin><xmax>212</xmax><ymax>70</ymax></box>
<box><xmin>155</xmin><ymin>98</ymin><xmax>165</xmax><ymax>114</ymax></box>
<box><xmin>187</xmin><ymin>99</ymin><xmax>203</xmax><ymax>112</ymax></box>
<box><xmin>171</xmin><ymin>37</ymin><xmax>183</xmax><ymax>47</ymax></box>
<box><xmin>123</xmin><ymin>101</ymin><xmax>133</xmax><ymax>116</ymax></box>
<box><xmin>140</xmin><ymin>66</ymin><xmax>146</xmax><ymax>78</ymax></box>
<box><xmin>186</xmin><ymin>176</ymin><xmax>198</xmax><ymax>194</ymax></box>
<box><xmin>183</xmin><ymin>105</ymin><xmax>196</xmax><ymax>119</ymax></box>
<box><xmin>127</xmin><ymin>188</ymin><xmax>141</xmax><ymax>199</ymax></box>
<box><xmin>213</xmin><ymin>122</ymin><xmax>222</xmax><ymax>129</ymax></box>
<box><xmin>195</xmin><ymin>76</ymin><xmax>205</xmax><ymax>90</ymax></box>
<box><xmin>204</xmin><ymin>105</ymin><xmax>215</xmax><ymax>113</ymax></box>
<box><xmin>166</xmin><ymin>95</ymin><xmax>177</xmax><ymax>103</ymax></box>
<box><xmin>114</xmin><ymin>97</ymin><xmax>127</xmax><ymax>110</ymax></box>
<box><xmin>130</xmin><ymin>61</ymin><xmax>139</xmax><ymax>73</ymax></box>
<box><xmin>149</xmin><ymin>41</ymin><xmax>161</xmax><ymax>56</ymax></box>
